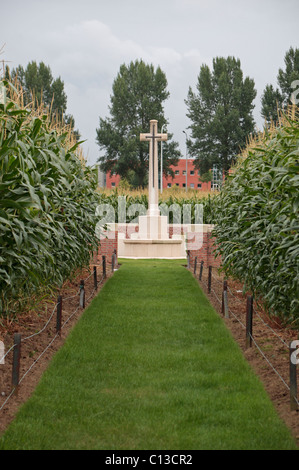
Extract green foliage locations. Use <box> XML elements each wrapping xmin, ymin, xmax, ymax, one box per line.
<box><xmin>96</xmin><ymin>59</ymin><xmax>181</xmax><ymax>187</ymax></box>
<box><xmin>159</xmin><ymin>194</ymin><xmax>214</xmax><ymax>224</ymax></box>
<box><xmin>277</xmin><ymin>47</ymin><xmax>299</xmax><ymax>106</ymax></box>
<box><xmin>7</xmin><ymin>61</ymin><xmax>66</xmax><ymax>116</ymax></box>
<box><xmin>185</xmin><ymin>56</ymin><xmax>256</xmax><ymax>175</ymax></box>
<box><xmin>261</xmin><ymin>47</ymin><xmax>299</xmax><ymax>125</ymax></box>
<box><xmin>97</xmin><ymin>191</ymin><xmax>147</xmax><ymax>223</ymax></box>
<box><xmin>0</xmin><ymin>84</ymin><xmax>100</xmax><ymax>317</ymax></box>
<box><xmin>5</xmin><ymin>61</ymin><xmax>80</xmax><ymax>140</ymax></box>
<box><xmin>261</xmin><ymin>84</ymin><xmax>282</xmax><ymax>124</ymax></box>
<box><xmin>199</xmin><ymin>170</ymin><xmax>212</xmax><ymax>183</ymax></box>
<box><xmin>97</xmin><ymin>190</ymin><xmax>214</xmax><ymax>224</ymax></box>
<box><xmin>212</xmin><ymin>113</ymin><xmax>299</xmax><ymax>326</ymax></box>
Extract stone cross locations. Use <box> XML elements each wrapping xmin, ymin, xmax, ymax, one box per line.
<box><xmin>140</xmin><ymin>120</ymin><xmax>167</xmax><ymax>216</ymax></box>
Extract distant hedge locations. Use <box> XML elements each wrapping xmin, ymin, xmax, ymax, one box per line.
<box><xmin>213</xmin><ymin>112</ymin><xmax>299</xmax><ymax>326</ymax></box>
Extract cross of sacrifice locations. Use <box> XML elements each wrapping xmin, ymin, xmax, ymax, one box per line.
<box><xmin>140</xmin><ymin>120</ymin><xmax>167</xmax><ymax>213</ymax></box>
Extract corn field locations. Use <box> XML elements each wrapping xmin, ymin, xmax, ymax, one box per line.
<box><xmin>1</xmin><ymin>75</ymin><xmax>298</xmax><ymax>328</ymax></box>
<box><xmin>0</xmin><ymin>80</ymin><xmax>100</xmax><ymax>318</ymax></box>
<box><xmin>97</xmin><ymin>188</ymin><xmax>216</xmax><ymax>224</ymax></box>
<box><xmin>212</xmin><ymin>109</ymin><xmax>299</xmax><ymax>327</ymax></box>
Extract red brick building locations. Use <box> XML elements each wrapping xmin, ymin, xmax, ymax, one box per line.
<box><xmin>163</xmin><ymin>159</ymin><xmax>211</xmax><ymax>191</ymax></box>
<box><xmin>104</xmin><ymin>159</ymin><xmax>211</xmax><ymax>191</ymax></box>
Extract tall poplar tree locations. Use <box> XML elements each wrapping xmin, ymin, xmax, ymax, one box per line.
<box><xmin>6</xmin><ymin>61</ymin><xmax>80</xmax><ymax>139</ymax></box>
<box><xmin>185</xmin><ymin>56</ymin><xmax>256</xmax><ymax>175</ymax></box>
<box><xmin>96</xmin><ymin>59</ymin><xmax>181</xmax><ymax>187</ymax></box>
<box><xmin>8</xmin><ymin>61</ymin><xmax>67</xmax><ymax>116</ymax></box>
<box><xmin>261</xmin><ymin>47</ymin><xmax>299</xmax><ymax>125</ymax></box>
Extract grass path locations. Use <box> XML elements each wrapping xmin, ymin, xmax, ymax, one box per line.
<box><xmin>0</xmin><ymin>259</ymin><xmax>296</xmax><ymax>450</ymax></box>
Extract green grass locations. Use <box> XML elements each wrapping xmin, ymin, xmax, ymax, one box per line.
<box><xmin>0</xmin><ymin>259</ymin><xmax>296</xmax><ymax>450</ymax></box>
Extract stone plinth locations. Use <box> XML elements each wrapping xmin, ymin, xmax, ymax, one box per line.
<box><xmin>136</xmin><ymin>215</ymin><xmax>168</xmax><ymax>240</ymax></box>
<box><xmin>122</xmin><ymin>238</ymin><xmax>185</xmax><ymax>259</ymax></box>
<box><xmin>119</xmin><ymin>215</ymin><xmax>185</xmax><ymax>258</ymax></box>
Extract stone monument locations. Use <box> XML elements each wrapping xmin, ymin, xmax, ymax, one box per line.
<box><xmin>140</xmin><ymin>120</ymin><xmax>167</xmax><ymax>217</ymax></box>
<box><xmin>121</xmin><ymin>119</ymin><xmax>185</xmax><ymax>258</ymax></box>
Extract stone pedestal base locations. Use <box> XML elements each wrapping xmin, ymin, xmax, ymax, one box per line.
<box><xmin>118</xmin><ymin>214</ymin><xmax>186</xmax><ymax>259</ymax></box>
<box><xmin>135</xmin><ymin>215</ymin><xmax>168</xmax><ymax>240</ymax></box>
<box><xmin>122</xmin><ymin>238</ymin><xmax>185</xmax><ymax>259</ymax></box>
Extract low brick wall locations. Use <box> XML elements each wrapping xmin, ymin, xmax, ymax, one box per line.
<box><xmin>169</xmin><ymin>224</ymin><xmax>221</xmax><ymax>268</ymax></box>
<box><xmin>187</xmin><ymin>232</ymin><xmax>221</xmax><ymax>268</ymax></box>
<box><xmin>92</xmin><ymin>230</ymin><xmax>118</xmax><ymax>265</ymax></box>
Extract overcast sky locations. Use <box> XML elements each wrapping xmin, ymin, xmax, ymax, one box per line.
<box><xmin>1</xmin><ymin>0</ymin><xmax>299</xmax><ymax>165</ymax></box>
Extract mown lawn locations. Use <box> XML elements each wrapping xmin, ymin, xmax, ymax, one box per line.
<box><xmin>0</xmin><ymin>259</ymin><xmax>296</xmax><ymax>450</ymax></box>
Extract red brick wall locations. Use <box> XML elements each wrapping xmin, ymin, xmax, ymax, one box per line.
<box><xmin>169</xmin><ymin>225</ymin><xmax>221</xmax><ymax>268</ymax></box>
<box><xmin>187</xmin><ymin>232</ymin><xmax>221</xmax><ymax>269</ymax></box>
<box><xmin>92</xmin><ymin>231</ymin><xmax>118</xmax><ymax>265</ymax></box>
<box><xmin>163</xmin><ymin>159</ymin><xmax>211</xmax><ymax>190</ymax></box>
<box><xmin>105</xmin><ymin>159</ymin><xmax>211</xmax><ymax>191</ymax></box>
<box><xmin>106</xmin><ymin>172</ymin><xmax>121</xmax><ymax>188</ymax></box>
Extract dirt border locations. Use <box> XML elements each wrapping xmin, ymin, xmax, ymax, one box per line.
<box><xmin>190</xmin><ymin>264</ymin><xmax>299</xmax><ymax>447</ymax></box>
<box><xmin>0</xmin><ymin>262</ymin><xmax>116</xmax><ymax>437</ymax></box>
<box><xmin>0</xmin><ymin>261</ymin><xmax>298</xmax><ymax>448</ymax></box>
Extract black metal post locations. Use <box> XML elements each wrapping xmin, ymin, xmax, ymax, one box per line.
<box><xmin>208</xmin><ymin>266</ymin><xmax>212</xmax><ymax>293</ymax></box>
<box><xmin>112</xmin><ymin>253</ymin><xmax>115</xmax><ymax>272</ymax></box>
<box><xmin>246</xmin><ymin>295</ymin><xmax>253</xmax><ymax>348</ymax></box>
<box><xmin>102</xmin><ymin>255</ymin><xmax>106</xmax><ymax>279</ymax></box>
<box><xmin>12</xmin><ymin>333</ymin><xmax>21</xmax><ymax>391</ymax></box>
<box><xmin>93</xmin><ymin>266</ymin><xmax>98</xmax><ymax>290</ymax></box>
<box><xmin>56</xmin><ymin>295</ymin><xmax>63</xmax><ymax>336</ymax></box>
<box><xmin>80</xmin><ymin>279</ymin><xmax>85</xmax><ymax>308</ymax></box>
<box><xmin>222</xmin><ymin>280</ymin><xmax>227</xmax><ymax>315</ymax></box>
<box><xmin>290</xmin><ymin>341</ymin><xmax>298</xmax><ymax>411</ymax></box>
<box><xmin>199</xmin><ymin>261</ymin><xmax>204</xmax><ymax>281</ymax></box>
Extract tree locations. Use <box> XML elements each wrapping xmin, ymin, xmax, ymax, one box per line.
<box><xmin>277</xmin><ymin>47</ymin><xmax>299</xmax><ymax>105</ymax></box>
<box><xmin>261</xmin><ymin>84</ymin><xmax>282</xmax><ymax>125</ymax></box>
<box><xmin>96</xmin><ymin>59</ymin><xmax>181</xmax><ymax>187</ymax></box>
<box><xmin>185</xmin><ymin>56</ymin><xmax>256</xmax><ymax>175</ymax></box>
<box><xmin>261</xmin><ymin>47</ymin><xmax>299</xmax><ymax>125</ymax></box>
<box><xmin>6</xmin><ymin>61</ymin><xmax>80</xmax><ymax>139</ymax></box>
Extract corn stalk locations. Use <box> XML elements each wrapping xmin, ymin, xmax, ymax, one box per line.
<box><xmin>212</xmin><ymin>108</ymin><xmax>299</xmax><ymax>326</ymax></box>
<box><xmin>0</xmin><ymin>80</ymin><xmax>100</xmax><ymax>318</ymax></box>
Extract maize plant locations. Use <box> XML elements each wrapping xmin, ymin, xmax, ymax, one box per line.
<box><xmin>212</xmin><ymin>110</ymin><xmax>299</xmax><ymax>327</ymax></box>
<box><xmin>97</xmin><ymin>190</ymin><xmax>215</xmax><ymax>224</ymax></box>
<box><xmin>0</xmin><ymin>81</ymin><xmax>100</xmax><ymax>317</ymax></box>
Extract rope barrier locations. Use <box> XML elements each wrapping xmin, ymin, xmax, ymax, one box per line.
<box><xmin>189</xmin><ymin>259</ymin><xmax>298</xmax><ymax>410</ymax></box>
<box><xmin>0</xmin><ymin>265</ymin><xmax>110</xmax><ymax>412</ymax></box>
<box><xmin>1</xmin><ymin>259</ymin><xmax>297</xmax><ymax>416</ymax></box>
<box><xmin>197</xmin><ymin>263</ymin><xmax>293</xmax><ymax>352</ymax></box>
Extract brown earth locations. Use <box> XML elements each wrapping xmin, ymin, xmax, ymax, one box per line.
<box><xmin>192</xmin><ymin>264</ymin><xmax>298</xmax><ymax>447</ymax></box>
<box><xmin>0</xmin><ymin>261</ymin><xmax>115</xmax><ymax>437</ymax></box>
<box><xmin>0</xmin><ymin>261</ymin><xmax>298</xmax><ymax>448</ymax></box>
